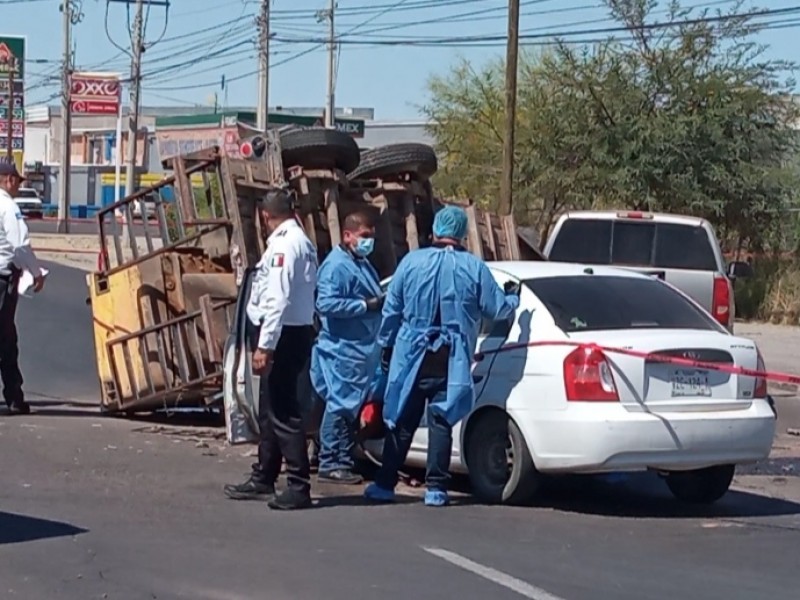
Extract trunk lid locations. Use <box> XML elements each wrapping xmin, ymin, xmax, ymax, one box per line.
<box><xmin>567</xmin><ymin>329</ymin><xmax>759</xmax><ymax>412</ymax></box>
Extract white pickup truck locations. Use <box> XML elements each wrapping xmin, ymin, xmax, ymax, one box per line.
<box><xmin>542</xmin><ymin>211</ymin><xmax>753</xmax><ymax>331</ymax></box>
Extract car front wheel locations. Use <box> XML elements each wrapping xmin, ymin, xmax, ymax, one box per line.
<box><xmin>465</xmin><ymin>411</ymin><xmax>541</xmax><ymax>505</ymax></box>
<box><xmin>664</xmin><ymin>464</ymin><xmax>735</xmax><ymax>504</ymax></box>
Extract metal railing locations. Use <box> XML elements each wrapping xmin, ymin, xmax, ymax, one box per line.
<box><xmin>105</xmin><ymin>298</ymin><xmax>236</xmax><ymax>410</ymax></box>
<box><xmin>95</xmin><ymin>156</ymin><xmax>231</xmax><ymax>275</ymax></box>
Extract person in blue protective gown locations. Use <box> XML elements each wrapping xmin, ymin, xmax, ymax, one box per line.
<box><xmin>364</xmin><ymin>205</ymin><xmax>521</xmax><ymax>507</ymax></box>
<box><xmin>310</xmin><ymin>209</ymin><xmax>384</xmax><ymax>485</ymax></box>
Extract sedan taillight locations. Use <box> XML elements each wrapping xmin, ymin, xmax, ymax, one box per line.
<box><xmin>564</xmin><ymin>346</ymin><xmax>619</xmax><ymax>402</ymax></box>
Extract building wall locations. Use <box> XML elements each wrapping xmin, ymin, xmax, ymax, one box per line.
<box><xmin>359</xmin><ymin>121</ymin><xmax>434</xmax><ymax>149</ymax></box>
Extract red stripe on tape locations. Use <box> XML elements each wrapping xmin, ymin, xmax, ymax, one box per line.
<box><xmin>475</xmin><ymin>340</ymin><xmax>800</xmax><ymax>386</ymax></box>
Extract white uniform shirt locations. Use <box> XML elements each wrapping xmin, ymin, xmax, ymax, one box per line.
<box><xmin>247</xmin><ymin>218</ymin><xmax>317</xmax><ymax>350</ymax></box>
<box><xmin>0</xmin><ymin>188</ymin><xmax>42</xmax><ymax>277</ymax></box>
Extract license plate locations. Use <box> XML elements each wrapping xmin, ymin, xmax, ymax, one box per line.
<box><xmin>670</xmin><ymin>369</ymin><xmax>711</xmax><ymax>397</ymax></box>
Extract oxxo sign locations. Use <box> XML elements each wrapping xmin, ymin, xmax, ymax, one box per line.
<box><xmin>70</xmin><ymin>72</ymin><xmax>122</xmax><ymax>115</ymax></box>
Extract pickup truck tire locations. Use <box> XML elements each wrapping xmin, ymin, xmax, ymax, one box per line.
<box><xmin>348</xmin><ymin>143</ymin><xmax>438</xmax><ymax>181</ymax></box>
<box><xmin>665</xmin><ymin>464</ymin><xmax>735</xmax><ymax>504</ymax></box>
<box><xmin>465</xmin><ymin>410</ymin><xmax>542</xmax><ymax>505</ymax></box>
<box><xmin>279</xmin><ymin>127</ymin><xmax>361</xmax><ymax>173</ymax></box>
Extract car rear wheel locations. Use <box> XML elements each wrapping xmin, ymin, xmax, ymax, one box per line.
<box><xmin>465</xmin><ymin>411</ymin><xmax>541</xmax><ymax>505</ymax></box>
<box><xmin>664</xmin><ymin>464</ymin><xmax>735</xmax><ymax>504</ymax></box>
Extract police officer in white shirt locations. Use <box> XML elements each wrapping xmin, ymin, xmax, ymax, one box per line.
<box><xmin>0</xmin><ymin>159</ymin><xmax>44</xmax><ymax>415</ymax></box>
<box><xmin>224</xmin><ymin>188</ymin><xmax>318</xmax><ymax>510</ymax></box>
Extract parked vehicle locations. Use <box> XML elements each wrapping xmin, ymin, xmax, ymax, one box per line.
<box><xmin>356</xmin><ymin>262</ymin><xmax>775</xmax><ymax>506</ymax></box>
<box><xmin>132</xmin><ymin>193</ymin><xmax>158</xmax><ymax>220</ymax></box>
<box><xmin>541</xmin><ymin>211</ymin><xmax>753</xmax><ymax>331</ymax></box>
<box><xmin>13</xmin><ymin>187</ymin><xmax>43</xmax><ymax>219</ymax></box>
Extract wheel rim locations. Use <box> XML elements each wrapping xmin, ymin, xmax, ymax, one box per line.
<box><xmin>479</xmin><ymin>431</ymin><xmax>513</xmax><ymax>488</ymax></box>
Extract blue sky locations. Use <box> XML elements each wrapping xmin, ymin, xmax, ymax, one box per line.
<box><xmin>5</xmin><ymin>0</ymin><xmax>800</xmax><ymax>119</ymax></box>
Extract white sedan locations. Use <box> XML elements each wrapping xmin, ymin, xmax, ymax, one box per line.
<box><xmin>361</xmin><ymin>261</ymin><xmax>776</xmax><ymax>506</ymax></box>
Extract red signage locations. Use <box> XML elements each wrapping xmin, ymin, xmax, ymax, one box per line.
<box><xmin>70</xmin><ymin>73</ymin><xmax>121</xmax><ymax>115</ymax></box>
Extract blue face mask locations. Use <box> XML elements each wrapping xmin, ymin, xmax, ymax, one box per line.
<box><xmin>353</xmin><ymin>237</ymin><xmax>375</xmax><ymax>258</ymax></box>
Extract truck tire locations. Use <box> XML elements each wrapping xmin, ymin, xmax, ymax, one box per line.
<box><xmin>665</xmin><ymin>464</ymin><xmax>735</xmax><ymax>504</ymax></box>
<box><xmin>279</xmin><ymin>127</ymin><xmax>361</xmax><ymax>173</ymax></box>
<box><xmin>465</xmin><ymin>410</ymin><xmax>542</xmax><ymax>505</ymax></box>
<box><xmin>348</xmin><ymin>143</ymin><xmax>438</xmax><ymax>181</ymax></box>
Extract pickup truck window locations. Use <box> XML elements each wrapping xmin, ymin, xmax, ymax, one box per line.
<box><xmin>548</xmin><ymin>219</ymin><xmax>719</xmax><ymax>271</ymax></box>
<box><xmin>524</xmin><ymin>275</ymin><xmax>720</xmax><ymax>333</ymax></box>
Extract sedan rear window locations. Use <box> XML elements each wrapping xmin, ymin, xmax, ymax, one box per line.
<box><xmin>523</xmin><ymin>275</ymin><xmax>720</xmax><ymax>333</ymax></box>
<box><xmin>548</xmin><ymin>219</ymin><xmax>719</xmax><ymax>271</ymax></box>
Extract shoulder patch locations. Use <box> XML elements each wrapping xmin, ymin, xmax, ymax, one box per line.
<box><xmin>15</xmin><ymin>210</ymin><xmax>23</xmax><ymax>220</ymax></box>
<box><xmin>270</xmin><ymin>253</ymin><xmax>285</xmax><ymax>268</ymax></box>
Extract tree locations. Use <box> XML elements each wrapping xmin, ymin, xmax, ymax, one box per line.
<box><xmin>423</xmin><ymin>0</ymin><xmax>800</xmax><ymax>248</ymax></box>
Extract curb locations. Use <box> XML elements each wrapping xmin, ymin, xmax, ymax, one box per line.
<box><xmin>32</xmin><ymin>247</ymin><xmax>99</xmax><ymax>255</ymax></box>
<box><xmin>769</xmin><ymin>382</ymin><xmax>799</xmax><ymax>395</ymax></box>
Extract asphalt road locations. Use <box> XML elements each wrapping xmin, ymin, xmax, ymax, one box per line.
<box><xmin>1</xmin><ymin>262</ymin><xmax>799</xmax><ymax>600</ymax></box>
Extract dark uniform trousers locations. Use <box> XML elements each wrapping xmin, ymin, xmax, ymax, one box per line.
<box><xmin>0</xmin><ymin>270</ymin><xmax>23</xmax><ymax>407</ymax></box>
<box><xmin>254</xmin><ymin>324</ymin><xmax>315</xmax><ymax>495</ymax></box>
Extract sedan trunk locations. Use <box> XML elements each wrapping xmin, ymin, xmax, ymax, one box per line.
<box><xmin>567</xmin><ymin>329</ymin><xmax>759</xmax><ymax>412</ymax></box>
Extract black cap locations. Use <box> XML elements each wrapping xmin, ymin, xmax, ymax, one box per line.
<box><xmin>0</xmin><ymin>159</ymin><xmax>23</xmax><ymax>179</ymax></box>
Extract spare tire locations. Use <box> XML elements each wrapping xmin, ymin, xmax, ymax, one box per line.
<box><xmin>280</xmin><ymin>127</ymin><xmax>361</xmax><ymax>173</ymax></box>
<box><xmin>348</xmin><ymin>143</ymin><xmax>438</xmax><ymax>181</ymax></box>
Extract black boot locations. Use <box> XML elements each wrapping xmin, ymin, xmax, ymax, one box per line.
<box><xmin>224</xmin><ymin>466</ymin><xmax>275</xmax><ymax>501</ymax></box>
<box><xmin>268</xmin><ymin>489</ymin><xmax>312</xmax><ymax>511</ymax></box>
<box><xmin>5</xmin><ymin>400</ymin><xmax>30</xmax><ymax>415</ymax></box>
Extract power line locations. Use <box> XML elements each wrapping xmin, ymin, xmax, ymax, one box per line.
<box><xmin>271</xmin><ymin>5</ymin><xmax>800</xmax><ymax>47</ymax></box>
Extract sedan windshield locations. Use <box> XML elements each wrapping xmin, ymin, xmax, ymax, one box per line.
<box><xmin>523</xmin><ymin>275</ymin><xmax>721</xmax><ymax>333</ymax></box>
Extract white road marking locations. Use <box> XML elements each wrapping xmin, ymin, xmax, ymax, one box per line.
<box><xmin>422</xmin><ymin>547</ymin><xmax>568</xmax><ymax>600</ymax></box>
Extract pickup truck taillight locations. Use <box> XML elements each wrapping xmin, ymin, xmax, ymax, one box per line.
<box><xmin>712</xmin><ymin>275</ymin><xmax>730</xmax><ymax>327</ymax></box>
<box><xmin>563</xmin><ymin>346</ymin><xmax>619</xmax><ymax>401</ymax></box>
<box><xmin>754</xmin><ymin>350</ymin><xmax>767</xmax><ymax>398</ymax></box>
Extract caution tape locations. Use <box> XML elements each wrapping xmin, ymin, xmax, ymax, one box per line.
<box><xmin>475</xmin><ymin>340</ymin><xmax>800</xmax><ymax>387</ymax></box>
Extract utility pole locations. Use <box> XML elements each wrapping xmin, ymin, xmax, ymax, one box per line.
<box><xmin>57</xmin><ymin>0</ymin><xmax>73</xmax><ymax>233</ymax></box>
<box><xmin>498</xmin><ymin>0</ymin><xmax>520</xmax><ymax>217</ymax></box>
<box><xmin>324</xmin><ymin>0</ymin><xmax>335</xmax><ymax>128</ymax></box>
<box><xmin>125</xmin><ymin>0</ymin><xmax>145</xmax><ymax>199</ymax></box>
<box><xmin>256</xmin><ymin>0</ymin><xmax>270</xmax><ymax>131</ymax></box>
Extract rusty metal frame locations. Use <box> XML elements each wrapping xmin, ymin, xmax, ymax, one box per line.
<box><xmin>96</xmin><ymin>154</ymin><xmax>232</xmax><ymax>275</ymax></box>
<box><xmin>105</xmin><ymin>298</ymin><xmax>236</xmax><ymax>410</ymax></box>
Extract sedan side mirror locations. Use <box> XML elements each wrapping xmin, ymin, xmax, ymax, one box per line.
<box><xmin>727</xmin><ymin>261</ymin><xmax>754</xmax><ymax>279</ymax></box>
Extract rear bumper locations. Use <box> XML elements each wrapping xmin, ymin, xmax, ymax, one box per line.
<box><xmin>513</xmin><ymin>400</ymin><xmax>776</xmax><ymax>473</ymax></box>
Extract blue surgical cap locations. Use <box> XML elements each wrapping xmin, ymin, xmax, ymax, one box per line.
<box><xmin>432</xmin><ymin>205</ymin><xmax>468</xmax><ymax>240</ymax></box>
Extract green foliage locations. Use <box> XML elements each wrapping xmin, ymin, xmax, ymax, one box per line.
<box><xmin>423</xmin><ymin>0</ymin><xmax>800</xmax><ymax>246</ymax></box>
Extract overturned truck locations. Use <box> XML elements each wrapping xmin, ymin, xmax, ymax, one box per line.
<box><xmin>86</xmin><ymin>127</ymin><xmax>543</xmax><ymax>421</ymax></box>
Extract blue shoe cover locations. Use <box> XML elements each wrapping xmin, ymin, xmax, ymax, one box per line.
<box><xmin>364</xmin><ymin>483</ymin><xmax>395</xmax><ymax>503</ymax></box>
<box><xmin>424</xmin><ymin>489</ymin><xmax>449</xmax><ymax>507</ymax></box>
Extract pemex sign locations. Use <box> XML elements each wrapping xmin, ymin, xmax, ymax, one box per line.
<box><xmin>0</xmin><ymin>37</ymin><xmax>24</xmax><ymax>79</ymax></box>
